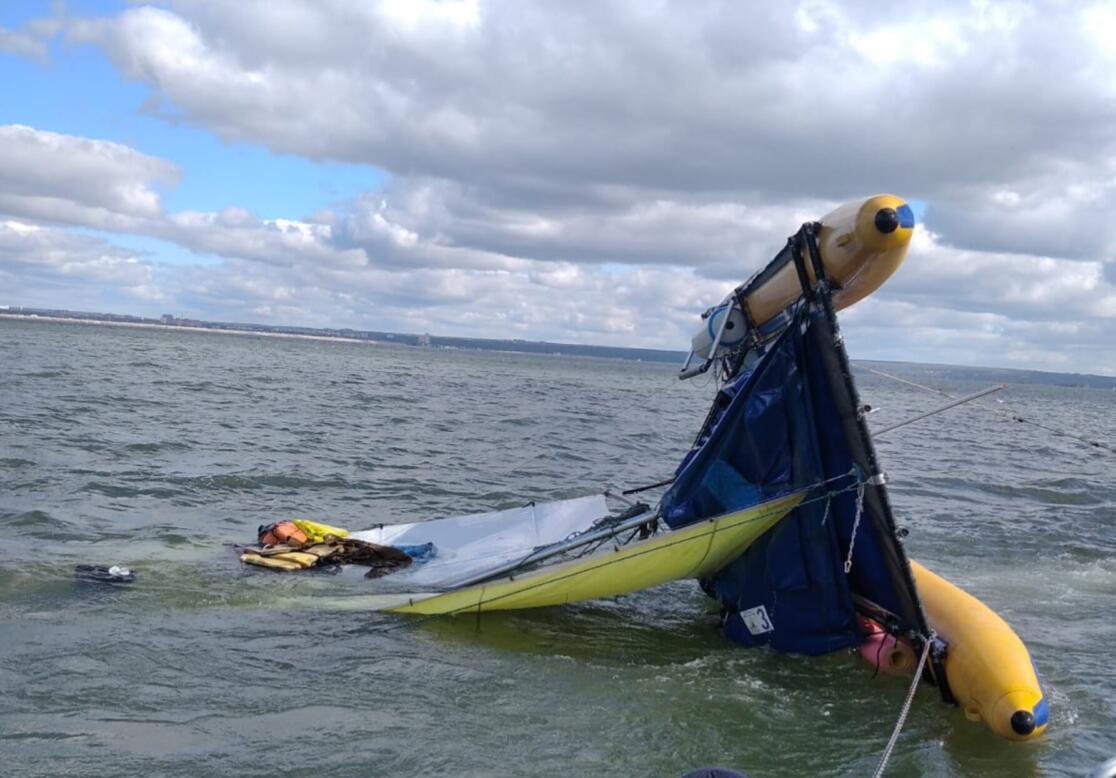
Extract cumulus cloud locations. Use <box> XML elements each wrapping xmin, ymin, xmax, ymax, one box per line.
<box><xmin>0</xmin><ymin>125</ymin><xmax>180</xmax><ymax>226</ymax></box>
<box><xmin>68</xmin><ymin>4</ymin><xmax>1116</xmax><ymax>212</ymax></box>
<box><xmin>161</xmin><ymin>208</ymin><xmax>370</xmax><ymax>270</ymax></box>
<box><xmin>350</xmin><ymin>178</ymin><xmax>830</xmax><ymax>275</ymax></box>
<box><xmin>168</xmin><ymin>254</ymin><xmax>723</xmax><ymax>349</ymax></box>
<box><xmin>1</xmin><ymin>2</ymin><xmax>1114</xmax><ymax>373</ymax></box>
<box><xmin>887</xmin><ymin>230</ymin><xmax>1116</xmax><ymax>322</ymax></box>
<box><xmin>0</xmin><ymin>220</ymin><xmax>161</xmax><ymax>304</ymax></box>
<box><xmin>843</xmin><ymin>298</ymin><xmax>1116</xmax><ymax>374</ymax></box>
<box><xmin>0</xmin><ymin>127</ymin><xmax>733</xmax><ymax>348</ymax></box>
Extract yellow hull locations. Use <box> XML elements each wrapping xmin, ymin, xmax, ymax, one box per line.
<box><xmin>911</xmin><ymin>560</ymin><xmax>1048</xmax><ymax>741</ymax></box>
<box><xmin>385</xmin><ymin>492</ymin><xmax>804</xmax><ymax>615</ymax></box>
<box><xmin>745</xmin><ymin>194</ymin><xmax>914</xmax><ymax>327</ymax></box>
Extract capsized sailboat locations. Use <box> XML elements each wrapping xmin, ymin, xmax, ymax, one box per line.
<box><xmin>264</xmin><ymin>195</ymin><xmax>1045</xmax><ymax>742</ymax></box>
<box><xmin>666</xmin><ymin>194</ymin><xmax>1046</xmax><ymax>742</ymax></box>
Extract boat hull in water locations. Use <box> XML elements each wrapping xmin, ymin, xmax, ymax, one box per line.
<box><xmin>368</xmin><ymin>492</ymin><xmax>803</xmax><ymax>615</ymax></box>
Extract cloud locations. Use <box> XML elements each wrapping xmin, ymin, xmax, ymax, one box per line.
<box><xmin>161</xmin><ymin>208</ymin><xmax>369</xmax><ymax>270</ymax></box>
<box><xmin>64</xmin><ymin>2</ymin><xmax>1116</xmax><ymax>270</ymax></box>
<box><xmin>887</xmin><ymin>230</ymin><xmax>1116</xmax><ymax>322</ymax></box>
<box><xmin>843</xmin><ymin>297</ymin><xmax>1116</xmax><ymax>375</ymax></box>
<box><xmin>167</xmin><ymin>256</ymin><xmax>722</xmax><ymax>348</ymax></box>
<box><xmin>0</xmin><ymin>126</ymin><xmax>732</xmax><ymax>347</ymax></box>
<box><xmin>1</xmin><ymin>27</ymin><xmax>46</xmax><ymax>60</ymax></box>
<box><xmin>0</xmin><ymin>125</ymin><xmax>180</xmax><ymax>226</ymax></box>
<box><xmin>351</xmin><ymin>178</ymin><xmax>830</xmax><ymax>275</ymax></box>
<box><xmin>0</xmin><ymin>220</ymin><xmax>161</xmax><ymax>303</ymax></box>
<box><xmin>3</xmin><ymin>2</ymin><xmax>1115</xmax><ymax>373</ymax></box>
<box><xmin>67</xmin><ymin>4</ymin><xmax>1116</xmax><ymax>205</ymax></box>
<box><xmin>0</xmin><ymin>6</ymin><xmax>63</xmax><ymax>63</ymax></box>
<box><xmin>2</xmin><ymin>118</ymin><xmax>1114</xmax><ymax>372</ymax></box>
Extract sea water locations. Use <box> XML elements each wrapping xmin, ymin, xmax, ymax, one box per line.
<box><xmin>1</xmin><ymin>318</ymin><xmax>1114</xmax><ymax>777</ymax></box>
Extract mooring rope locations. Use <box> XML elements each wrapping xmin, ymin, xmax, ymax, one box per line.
<box><xmin>871</xmin><ymin>633</ymin><xmax>933</xmax><ymax>778</ymax></box>
<box><xmin>856</xmin><ymin>364</ymin><xmax>1116</xmax><ymax>455</ymax></box>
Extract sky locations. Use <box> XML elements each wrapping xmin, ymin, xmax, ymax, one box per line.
<box><xmin>2</xmin><ymin>1</ymin><xmax>1115</xmax><ymax>375</ymax></box>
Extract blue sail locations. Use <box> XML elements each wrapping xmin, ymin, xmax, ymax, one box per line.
<box><xmin>662</xmin><ymin>302</ymin><xmax>926</xmax><ymax>656</ymax></box>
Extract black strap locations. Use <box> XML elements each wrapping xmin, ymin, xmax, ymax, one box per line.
<box><xmin>789</xmin><ymin>234</ymin><xmax>814</xmax><ymax>299</ymax></box>
<box><xmin>621</xmin><ymin>477</ymin><xmax>675</xmax><ymax>496</ymax></box>
<box><xmin>802</xmin><ymin>222</ymin><xmax>829</xmax><ymax>290</ymax></box>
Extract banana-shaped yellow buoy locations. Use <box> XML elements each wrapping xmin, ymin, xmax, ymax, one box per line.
<box><xmin>911</xmin><ymin>560</ymin><xmax>1048</xmax><ymax>741</ymax></box>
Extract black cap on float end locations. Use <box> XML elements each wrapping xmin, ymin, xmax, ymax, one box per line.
<box><xmin>1011</xmin><ymin>709</ymin><xmax>1037</xmax><ymax>736</ymax></box>
<box><xmin>874</xmin><ymin>207</ymin><xmax>901</xmax><ymax>234</ymax></box>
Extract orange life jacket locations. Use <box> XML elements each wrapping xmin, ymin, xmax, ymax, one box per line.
<box><xmin>258</xmin><ymin>521</ymin><xmax>309</xmax><ymax>547</ymax></box>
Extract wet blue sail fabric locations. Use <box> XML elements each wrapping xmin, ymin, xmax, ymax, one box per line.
<box><xmin>661</xmin><ymin>319</ymin><xmax>815</xmax><ymax>529</ymax></box>
<box><xmin>661</xmin><ymin>304</ymin><xmax>895</xmax><ymax>655</ymax></box>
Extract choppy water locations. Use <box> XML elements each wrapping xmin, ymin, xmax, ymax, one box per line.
<box><xmin>1</xmin><ymin>318</ymin><xmax>1114</xmax><ymax>778</ymax></box>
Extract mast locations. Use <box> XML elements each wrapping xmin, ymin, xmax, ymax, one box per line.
<box><xmin>792</xmin><ymin>222</ymin><xmax>951</xmax><ymax>701</ymax></box>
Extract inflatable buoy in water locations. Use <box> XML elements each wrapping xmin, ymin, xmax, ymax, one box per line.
<box><xmin>911</xmin><ymin>560</ymin><xmax>1049</xmax><ymax>741</ymax></box>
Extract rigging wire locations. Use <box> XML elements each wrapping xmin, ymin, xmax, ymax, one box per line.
<box><xmin>843</xmin><ymin>482</ymin><xmax>865</xmax><ymax>574</ymax></box>
<box><xmin>856</xmin><ymin>364</ymin><xmax>1116</xmax><ymax>455</ymax></box>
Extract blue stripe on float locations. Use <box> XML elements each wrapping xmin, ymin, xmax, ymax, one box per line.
<box><xmin>1033</xmin><ymin>698</ymin><xmax>1049</xmax><ymax>727</ymax></box>
<box><xmin>897</xmin><ymin>203</ymin><xmax>916</xmax><ymax>228</ymax></box>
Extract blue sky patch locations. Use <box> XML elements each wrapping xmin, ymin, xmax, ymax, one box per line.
<box><xmin>1</xmin><ymin>0</ymin><xmax>386</xmax><ymax>220</ymax></box>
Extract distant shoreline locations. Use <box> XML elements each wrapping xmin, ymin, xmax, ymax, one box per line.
<box><xmin>4</xmin><ymin>311</ymin><xmax>1114</xmax><ymax>386</ymax></box>
<box><xmin>0</xmin><ymin>312</ymin><xmax>684</xmax><ymax>364</ymax></box>
<box><xmin>0</xmin><ymin>313</ymin><xmax>383</xmax><ymax>347</ymax></box>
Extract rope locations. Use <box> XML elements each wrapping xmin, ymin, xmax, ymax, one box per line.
<box><xmin>621</xmin><ymin>477</ymin><xmax>676</xmax><ymax>496</ymax></box>
<box><xmin>856</xmin><ymin>364</ymin><xmax>1116</xmax><ymax>455</ymax></box>
<box><xmin>871</xmin><ymin>633</ymin><xmax>933</xmax><ymax>778</ymax></box>
<box><xmin>1002</xmin><ymin>411</ymin><xmax>1116</xmax><ymax>454</ymax></box>
<box><xmin>843</xmin><ymin>482</ymin><xmax>865</xmax><ymax>574</ymax></box>
<box><xmin>857</xmin><ymin>365</ymin><xmax>950</xmax><ymax>398</ymax></box>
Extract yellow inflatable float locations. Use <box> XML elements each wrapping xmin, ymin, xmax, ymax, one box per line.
<box><xmin>745</xmin><ymin>193</ymin><xmax>914</xmax><ymax>325</ymax></box>
<box><xmin>912</xmin><ymin>560</ymin><xmax>1048</xmax><ymax>740</ymax></box>
<box><xmin>683</xmin><ymin>194</ymin><xmax>915</xmax><ymax>376</ymax></box>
